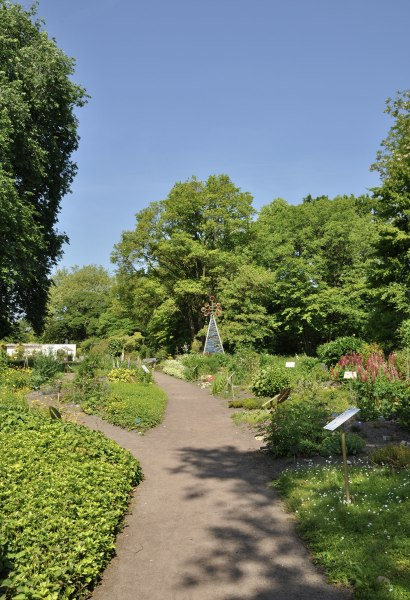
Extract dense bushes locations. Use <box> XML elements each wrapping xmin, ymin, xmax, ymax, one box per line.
<box><xmin>316</xmin><ymin>336</ymin><xmax>365</xmax><ymax>367</ymax></box>
<box><xmin>251</xmin><ymin>365</ymin><xmax>290</xmax><ymax>397</ymax></box>
<box><xmin>103</xmin><ymin>382</ymin><xmax>167</xmax><ymax>430</ymax></box>
<box><xmin>262</xmin><ymin>393</ymin><xmax>365</xmax><ymax>457</ymax></box>
<box><xmin>0</xmin><ymin>400</ymin><xmax>141</xmax><ymax>598</ymax></box>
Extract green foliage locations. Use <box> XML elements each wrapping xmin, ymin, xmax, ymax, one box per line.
<box><xmin>70</xmin><ymin>357</ymin><xmax>109</xmax><ymax>414</ymax></box>
<box><xmin>0</xmin><ymin>1</ymin><xmax>87</xmax><ymax>337</ymax></box>
<box><xmin>316</xmin><ymin>336</ymin><xmax>365</xmax><ymax>367</ymax></box>
<box><xmin>263</xmin><ymin>393</ymin><xmax>362</xmax><ymax>457</ymax></box>
<box><xmin>251</xmin><ymin>365</ymin><xmax>290</xmax><ymax>397</ymax></box>
<box><xmin>162</xmin><ymin>359</ymin><xmax>187</xmax><ymax>380</ymax></box>
<box><xmin>179</xmin><ymin>352</ymin><xmax>228</xmax><ymax>380</ymax></box>
<box><xmin>275</xmin><ymin>464</ymin><xmax>410</xmax><ymax>599</ymax></box>
<box><xmin>0</xmin><ymin>367</ymin><xmax>32</xmax><ymax>391</ymax></box>
<box><xmin>30</xmin><ymin>353</ymin><xmax>62</xmax><ymax>389</ymax></box>
<box><xmin>0</xmin><ymin>402</ymin><xmax>141</xmax><ymax>598</ymax></box>
<box><xmin>228</xmin><ymin>398</ymin><xmax>265</xmax><ymax>409</ymax></box>
<box><xmin>102</xmin><ymin>382</ymin><xmax>167</xmax><ymax>431</ymax></box>
<box><xmin>263</xmin><ymin>395</ymin><xmax>326</xmax><ymax>457</ymax></box>
<box><xmin>107</xmin><ymin>367</ymin><xmax>152</xmax><ymax>384</ymax></box>
<box><xmin>231</xmin><ymin>409</ymin><xmax>271</xmax><ymax>427</ymax></box>
<box><xmin>43</xmin><ymin>266</ymin><xmax>113</xmax><ymax>343</ymax></box>
<box><xmin>319</xmin><ymin>433</ymin><xmax>365</xmax><ymax>456</ymax></box>
<box><xmin>353</xmin><ymin>378</ymin><xmax>409</xmax><ymax>421</ymax></box>
<box><xmin>371</xmin><ymin>444</ymin><xmax>410</xmax><ymax>469</ymax></box>
<box><xmin>369</xmin><ymin>91</ymin><xmax>410</xmax><ymax>345</ymax></box>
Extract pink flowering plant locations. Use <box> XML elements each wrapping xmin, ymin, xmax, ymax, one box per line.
<box><xmin>332</xmin><ymin>351</ymin><xmax>409</xmax><ymax>421</ymax></box>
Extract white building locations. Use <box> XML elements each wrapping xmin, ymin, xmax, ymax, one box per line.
<box><xmin>5</xmin><ymin>343</ymin><xmax>76</xmax><ymax>359</ymax></box>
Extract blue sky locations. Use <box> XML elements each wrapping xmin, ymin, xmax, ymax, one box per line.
<box><xmin>32</xmin><ymin>0</ymin><xmax>410</xmax><ymax>271</ymax></box>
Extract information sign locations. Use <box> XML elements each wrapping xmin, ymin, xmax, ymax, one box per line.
<box><xmin>324</xmin><ymin>407</ymin><xmax>360</xmax><ymax>431</ymax></box>
<box><xmin>285</xmin><ymin>361</ymin><xmax>296</xmax><ymax>368</ymax></box>
<box><xmin>343</xmin><ymin>371</ymin><xmax>357</xmax><ymax>379</ymax></box>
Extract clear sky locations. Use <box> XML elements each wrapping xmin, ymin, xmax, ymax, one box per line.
<box><xmin>30</xmin><ymin>0</ymin><xmax>410</xmax><ymax>271</ymax></box>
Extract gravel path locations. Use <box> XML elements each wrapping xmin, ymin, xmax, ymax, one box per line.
<box><xmin>81</xmin><ymin>372</ymin><xmax>350</xmax><ymax>600</ymax></box>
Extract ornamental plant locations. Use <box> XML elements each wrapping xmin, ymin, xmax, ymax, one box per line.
<box><xmin>251</xmin><ymin>365</ymin><xmax>290</xmax><ymax>397</ymax></box>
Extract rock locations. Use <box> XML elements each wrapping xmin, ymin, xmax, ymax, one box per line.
<box><xmin>376</xmin><ymin>576</ymin><xmax>391</xmax><ymax>585</ymax></box>
<box><xmin>400</xmin><ymin>440</ymin><xmax>409</xmax><ymax>446</ymax></box>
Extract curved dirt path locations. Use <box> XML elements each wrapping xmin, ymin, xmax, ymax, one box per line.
<box><xmin>81</xmin><ymin>372</ymin><xmax>350</xmax><ymax>600</ymax></box>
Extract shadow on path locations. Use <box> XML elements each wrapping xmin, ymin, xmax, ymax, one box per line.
<box><xmin>170</xmin><ymin>445</ymin><xmax>349</xmax><ymax>599</ymax></box>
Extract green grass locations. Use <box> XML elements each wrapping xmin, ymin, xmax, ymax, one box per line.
<box><xmin>231</xmin><ymin>409</ymin><xmax>271</xmax><ymax>427</ymax></box>
<box><xmin>101</xmin><ymin>381</ymin><xmax>167</xmax><ymax>431</ymax></box>
<box><xmin>0</xmin><ymin>396</ymin><xmax>141</xmax><ymax>599</ymax></box>
<box><xmin>275</xmin><ymin>463</ymin><xmax>410</xmax><ymax>599</ymax></box>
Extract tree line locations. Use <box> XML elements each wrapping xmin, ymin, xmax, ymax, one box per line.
<box><xmin>43</xmin><ymin>91</ymin><xmax>410</xmax><ymax>356</ymax></box>
<box><xmin>1</xmin><ymin>4</ymin><xmax>409</xmax><ymax>355</ymax></box>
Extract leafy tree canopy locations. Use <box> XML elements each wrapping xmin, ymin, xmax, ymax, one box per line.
<box><xmin>369</xmin><ymin>91</ymin><xmax>410</xmax><ymax>344</ymax></box>
<box><xmin>43</xmin><ymin>266</ymin><xmax>112</xmax><ymax>342</ymax></box>
<box><xmin>0</xmin><ymin>0</ymin><xmax>87</xmax><ymax>336</ymax></box>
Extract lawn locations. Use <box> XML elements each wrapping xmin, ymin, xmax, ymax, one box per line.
<box><xmin>275</xmin><ymin>462</ymin><xmax>410</xmax><ymax>599</ymax></box>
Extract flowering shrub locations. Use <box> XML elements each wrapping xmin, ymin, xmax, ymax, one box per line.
<box><xmin>107</xmin><ymin>367</ymin><xmax>152</xmax><ymax>384</ymax></box>
<box><xmin>162</xmin><ymin>359</ymin><xmax>187</xmax><ymax>380</ymax></box>
<box><xmin>0</xmin><ymin>367</ymin><xmax>32</xmax><ymax>391</ymax></box>
<box><xmin>331</xmin><ymin>351</ymin><xmax>400</xmax><ymax>383</ymax></box>
<box><xmin>330</xmin><ymin>352</ymin><xmax>408</xmax><ymax>420</ymax></box>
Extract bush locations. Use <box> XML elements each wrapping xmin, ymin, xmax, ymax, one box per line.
<box><xmin>107</xmin><ymin>367</ymin><xmax>152</xmax><ymax>384</ymax></box>
<box><xmin>30</xmin><ymin>353</ymin><xmax>62</xmax><ymax>388</ymax></box>
<box><xmin>370</xmin><ymin>444</ymin><xmax>410</xmax><ymax>469</ymax></box>
<box><xmin>316</xmin><ymin>336</ymin><xmax>365</xmax><ymax>367</ymax></box>
<box><xmin>319</xmin><ymin>432</ymin><xmax>365</xmax><ymax>456</ymax></box>
<box><xmin>103</xmin><ymin>382</ymin><xmax>167</xmax><ymax>430</ymax></box>
<box><xmin>263</xmin><ymin>393</ymin><xmax>365</xmax><ymax>457</ymax></box>
<box><xmin>162</xmin><ymin>359</ymin><xmax>187</xmax><ymax>380</ymax></box>
<box><xmin>263</xmin><ymin>395</ymin><xmax>329</xmax><ymax>457</ymax></box>
<box><xmin>71</xmin><ymin>357</ymin><xmax>109</xmax><ymax>414</ymax></box>
<box><xmin>0</xmin><ymin>367</ymin><xmax>32</xmax><ymax>390</ymax></box>
<box><xmin>353</xmin><ymin>378</ymin><xmax>409</xmax><ymax>421</ymax></box>
<box><xmin>251</xmin><ymin>366</ymin><xmax>290</xmax><ymax>397</ymax></box>
<box><xmin>0</xmin><ymin>402</ymin><xmax>141</xmax><ymax>598</ymax></box>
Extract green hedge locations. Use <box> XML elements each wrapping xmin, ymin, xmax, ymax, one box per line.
<box><xmin>0</xmin><ymin>403</ymin><xmax>142</xmax><ymax>599</ymax></box>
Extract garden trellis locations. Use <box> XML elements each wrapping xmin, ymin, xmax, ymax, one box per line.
<box><xmin>201</xmin><ymin>296</ymin><xmax>224</xmax><ymax>354</ymax></box>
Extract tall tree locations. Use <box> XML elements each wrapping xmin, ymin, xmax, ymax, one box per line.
<box><xmin>43</xmin><ymin>266</ymin><xmax>112</xmax><ymax>342</ymax></box>
<box><xmin>0</xmin><ymin>1</ymin><xmax>87</xmax><ymax>336</ymax></box>
<box><xmin>369</xmin><ymin>91</ymin><xmax>410</xmax><ymax>345</ymax></box>
<box><xmin>112</xmin><ymin>175</ymin><xmax>255</xmax><ymax>351</ymax></box>
<box><xmin>253</xmin><ymin>195</ymin><xmax>378</xmax><ymax>353</ymax></box>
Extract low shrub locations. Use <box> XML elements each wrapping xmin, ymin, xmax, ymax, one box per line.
<box><xmin>263</xmin><ymin>394</ymin><xmax>364</xmax><ymax>457</ymax></box>
<box><xmin>353</xmin><ymin>378</ymin><xmax>409</xmax><ymax>421</ymax></box>
<box><xmin>210</xmin><ymin>372</ymin><xmax>228</xmax><ymax>395</ymax></box>
<box><xmin>316</xmin><ymin>336</ymin><xmax>365</xmax><ymax>367</ymax></box>
<box><xmin>228</xmin><ymin>398</ymin><xmax>265</xmax><ymax>409</ymax></box>
<box><xmin>0</xmin><ymin>402</ymin><xmax>141</xmax><ymax>598</ymax></box>
<box><xmin>319</xmin><ymin>432</ymin><xmax>365</xmax><ymax>456</ymax></box>
<box><xmin>101</xmin><ymin>382</ymin><xmax>167</xmax><ymax>431</ymax></box>
<box><xmin>30</xmin><ymin>353</ymin><xmax>62</xmax><ymax>388</ymax></box>
<box><xmin>370</xmin><ymin>444</ymin><xmax>410</xmax><ymax>469</ymax></box>
<box><xmin>107</xmin><ymin>367</ymin><xmax>152</xmax><ymax>384</ymax></box>
<box><xmin>0</xmin><ymin>367</ymin><xmax>32</xmax><ymax>390</ymax></box>
<box><xmin>162</xmin><ymin>359</ymin><xmax>187</xmax><ymax>380</ymax></box>
<box><xmin>251</xmin><ymin>365</ymin><xmax>290</xmax><ymax>397</ymax></box>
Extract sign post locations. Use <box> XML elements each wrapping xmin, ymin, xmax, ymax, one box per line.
<box><xmin>324</xmin><ymin>407</ymin><xmax>360</xmax><ymax>504</ymax></box>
